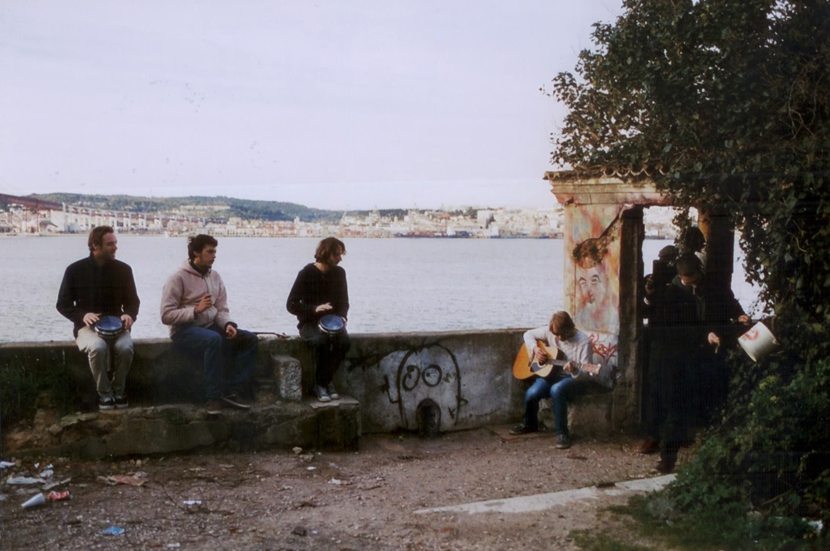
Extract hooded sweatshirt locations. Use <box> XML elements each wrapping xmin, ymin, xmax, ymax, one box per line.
<box><xmin>160</xmin><ymin>260</ymin><xmax>234</xmax><ymax>337</ymax></box>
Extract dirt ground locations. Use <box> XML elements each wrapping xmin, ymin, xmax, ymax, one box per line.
<box><xmin>0</xmin><ymin>428</ymin><xmax>685</xmax><ymax>551</ymax></box>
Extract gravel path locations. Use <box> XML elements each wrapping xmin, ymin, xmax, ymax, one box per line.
<box><xmin>0</xmin><ymin>428</ymin><xmax>681</xmax><ymax>550</ymax></box>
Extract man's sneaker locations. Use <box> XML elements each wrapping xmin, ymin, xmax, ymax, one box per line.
<box><xmin>508</xmin><ymin>424</ymin><xmax>537</xmax><ymax>436</ymax></box>
<box><xmin>314</xmin><ymin>385</ymin><xmax>331</xmax><ymax>403</ymax></box>
<box><xmin>114</xmin><ymin>394</ymin><xmax>129</xmax><ymax>409</ymax></box>
<box><xmin>221</xmin><ymin>393</ymin><xmax>252</xmax><ymax>410</ymax></box>
<box><xmin>99</xmin><ymin>395</ymin><xmax>116</xmax><ymax>411</ymax></box>
<box><xmin>555</xmin><ymin>434</ymin><xmax>571</xmax><ymax>449</ymax></box>
<box><xmin>326</xmin><ymin>382</ymin><xmax>340</xmax><ymax>400</ymax></box>
<box><xmin>205</xmin><ymin>398</ymin><xmax>223</xmax><ymax>415</ymax></box>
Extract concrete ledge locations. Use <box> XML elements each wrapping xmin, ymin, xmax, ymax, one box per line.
<box><xmin>2</xmin><ymin>330</ymin><xmax>630</xmax><ymax>457</ymax></box>
<box><xmin>272</xmin><ymin>354</ymin><xmax>302</xmax><ymax>402</ymax></box>
<box><xmin>569</xmin><ymin>391</ymin><xmax>614</xmax><ymax>437</ymax></box>
<box><xmin>3</xmin><ymin>398</ymin><xmax>359</xmax><ymax>459</ymax></box>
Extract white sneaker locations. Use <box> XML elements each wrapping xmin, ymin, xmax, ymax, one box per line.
<box><xmin>314</xmin><ymin>385</ymin><xmax>331</xmax><ymax>403</ymax></box>
<box><xmin>326</xmin><ymin>382</ymin><xmax>340</xmax><ymax>400</ymax></box>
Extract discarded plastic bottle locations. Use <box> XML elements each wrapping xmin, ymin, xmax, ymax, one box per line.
<box><xmin>21</xmin><ymin>493</ymin><xmax>46</xmax><ymax>509</ymax></box>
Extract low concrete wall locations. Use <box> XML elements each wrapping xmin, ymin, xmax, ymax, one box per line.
<box><xmin>1</xmin><ymin>330</ymin><xmax>623</xmax><ymax>453</ymax></box>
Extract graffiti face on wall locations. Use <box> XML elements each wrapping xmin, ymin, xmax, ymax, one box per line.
<box><xmin>571</xmin><ymin>206</ymin><xmax>621</xmax><ymax>334</ymax></box>
<box><xmin>379</xmin><ymin>343</ymin><xmax>467</xmax><ymax>433</ymax></box>
<box><xmin>577</xmin><ymin>264</ymin><xmax>606</xmax><ymax>312</ymax></box>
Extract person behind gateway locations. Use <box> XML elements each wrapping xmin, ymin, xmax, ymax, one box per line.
<box><xmin>56</xmin><ymin>226</ymin><xmax>140</xmax><ymax>411</ymax></box>
<box><xmin>510</xmin><ymin>311</ymin><xmax>608</xmax><ymax>450</ymax></box>
<box><xmin>286</xmin><ymin>237</ymin><xmax>351</xmax><ymax>403</ymax></box>
<box><xmin>161</xmin><ymin>234</ymin><xmax>258</xmax><ymax>415</ymax></box>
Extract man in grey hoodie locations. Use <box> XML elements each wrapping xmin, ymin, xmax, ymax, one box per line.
<box><xmin>160</xmin><ymin>234</ymin><xmax>257</xmax><ymax>415</ymax></box>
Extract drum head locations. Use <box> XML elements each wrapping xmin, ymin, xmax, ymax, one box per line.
<box><xmin>94</xmin><ymin>316</ymin><xmax>124</xmax><ymax>338</ymax></box>
<box><xmin>318</xmin><ymin>314</ymin><xmax>344</xmax><ymax>335</ymax></box>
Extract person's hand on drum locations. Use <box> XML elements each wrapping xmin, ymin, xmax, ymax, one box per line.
<box><xmin>194</xmin><ymin>294</ymin><xmax>212</xmax><ymax>314</ymax></box>
<box><xmin>225</xmin><ymin>324</ymin><xmax>237</xmax><ymax>339</ymax></box>
<box><xmin>121</xmin><ymin>314</ymin><xmax>134</xmax><ymax>331</ymax></box>
<box><xmin>83</xmin><ymin>312</ymin><xmax>101</xmax><ymax>326</ymax></box>
<box><xmin>315</xmin><ymin>303</ymin><xmax>333</xmax><ymax>314</ymax></box>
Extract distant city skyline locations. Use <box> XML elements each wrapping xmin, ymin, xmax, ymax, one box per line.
<box><xmin>1</xmin><ymin>1</ymin><xmax>624</xmax><ymax>210</ymax></box>
<box><xmin>27</xmin><ymin>180</ymin><xmax>566</xmax><ymax>211</ymax></box>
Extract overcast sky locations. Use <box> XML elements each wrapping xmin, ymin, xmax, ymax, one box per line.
<box><xmin>0</xmin><ymin>1</ymin><xmax>622</xmax><ymax>210</ymax></box>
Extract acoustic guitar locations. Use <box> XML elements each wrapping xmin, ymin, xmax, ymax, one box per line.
<box><xmin>512</xmin><ymin>340</ymin><xmax>602</xmax><ymax>380</ymax></box>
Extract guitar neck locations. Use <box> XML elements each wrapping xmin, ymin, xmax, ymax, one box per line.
<box><xmin>541</xmin><ymin>358</ymin><xmax>601</xmax><ymax>376</ymax></box>
<box><xmin>535</xmin><ymin>341</ymin><xmax>601</xmax><ymax>376</ymax></box>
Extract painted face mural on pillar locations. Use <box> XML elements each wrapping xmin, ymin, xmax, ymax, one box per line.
<box><xmin>572</xmin><ymin>216</ymin><xmax>620</xmax><ymax>333</ymax></box>
<box><xmin>577</xmin><ymin>265</ymin><xmax>605</xmax><ymax>309</ymax></box>
<box><xmin>381</xmin><ymin>344</ymin><xmax>466</xmax><ymax>433</ymax></box>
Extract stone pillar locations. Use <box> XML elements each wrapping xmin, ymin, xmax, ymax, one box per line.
<box><xmin>547</xmin><ymin>173</ymin><xmax>670</xmax><ymax>435</ymax></box>
<box><xmin>616</xmin><ymin>206</ymin><xmax>645</xmax><ymax>429</ymax></box>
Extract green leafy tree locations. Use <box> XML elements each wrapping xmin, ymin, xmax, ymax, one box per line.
<box><xmin>550</xmin><ymin>0</ymin><xmax>830</xmax><ymax>529</ymax></box>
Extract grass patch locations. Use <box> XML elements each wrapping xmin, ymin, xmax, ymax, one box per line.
<box><xmin>570</xmin><ymin>529</ymin><xmax>653</xmax><ymax>551</ymax></box>
<box><xmin>607</xmin><ymin>495</ymin><xmax>822</xmax><ymax>551</ymax></box>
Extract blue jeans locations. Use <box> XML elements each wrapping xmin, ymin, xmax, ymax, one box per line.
<box><xmin>172</xmin><ymin>324</ymin><xmax>258</xmax><ymax>399</ymax></box>
<box><xmin>523</xmin><ymin>376</ymin><xmax>579</xmax><ymax>435</ymax></box>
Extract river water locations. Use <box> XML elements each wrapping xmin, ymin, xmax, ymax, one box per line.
<box><xmin>0</xmin><ymin>236</ymin><xmax>758</xmax><ymax>343</ymax></box>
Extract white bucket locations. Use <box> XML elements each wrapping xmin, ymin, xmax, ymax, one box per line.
<box><xmin>738</xmin><ymin>322</ymin><xmax>779</xmax><ymax>362</ymax></box>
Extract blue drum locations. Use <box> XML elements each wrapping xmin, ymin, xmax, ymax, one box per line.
<box><xmin>93</xmin><ymin>315</ymin><xmax>124</xmax><ymax>339</ymax></box>
<box><xmin>318</xmin><ymin>314</ymin><xmax>345</xmax><ymax>336</ymax></box>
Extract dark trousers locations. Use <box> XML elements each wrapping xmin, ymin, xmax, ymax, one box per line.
<box><xmin>172</xmin><ymin>324</ymin><xmax>258</xmax><ymax>399</ymax></box>
<box><xmin>300</xmin><ymin>323</ymin><xmax>351</xmax><ymax>387</ymax></box>
<box><xmin>658</xmin><ymin>362</ymin><xmax>690</xmax><ymax>464</ymax></box>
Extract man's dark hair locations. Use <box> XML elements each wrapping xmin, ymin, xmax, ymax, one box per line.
<box><xmin>680</xmin><ymin>226</ymin><xmax>706</xmax><ymax>253</ymax></box>
<box><xmin>676</xmin><ymin>253</ymin><xmax>703</xmax><ymax>277</ymax></box>
<box><xmin>658</xmin><ymin>245</ymin><xmax>678</xmax><ymax>263</ymax></box>
<box><xmin>315</xmin><ymin>237</ymin><xmax>346</xmax><ymax>264</ymax></box>
<box><xmin>88</xmin><ymin>226</ymin><xmax>115</xmax><ymax>253</ymax></box>
<box><xmin>188</xmin><ymin>234</ymin><xmax>218</xmax><ymax>261</ymax></box>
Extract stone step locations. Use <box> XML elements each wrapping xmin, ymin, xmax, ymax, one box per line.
<box><xmin>4</xmin><ymin>397</ymin><xmax>360</xmax><ymax>459</ymax></box>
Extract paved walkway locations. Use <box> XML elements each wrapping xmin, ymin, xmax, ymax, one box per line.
<box><xmin>416</xmin><ymin>474</ymin><xmax>675</xmax><ymax>515</ymax></box>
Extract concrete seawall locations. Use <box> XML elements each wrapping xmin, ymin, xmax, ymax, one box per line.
<box><xmin>0</xmin><ymin>330</ymin><xmax>617</xmax><ymax>458</ymax></box>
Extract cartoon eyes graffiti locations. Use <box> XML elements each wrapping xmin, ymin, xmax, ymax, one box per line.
<box><xmin>402</xmin><ymin>363</ymin><xmax>443</xmax><ymax>391</ymax></box>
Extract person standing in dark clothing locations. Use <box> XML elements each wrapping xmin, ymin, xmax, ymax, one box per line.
<box><xmin>286</xmin><ymin>237</ymin><xmax>351</xmax><ymax>402</ymax></box>
<box><xmin>638</xmin><ymin>245</ymin><xmax>678</xmax><ymax>455</ymax></box>
<box><xmin>56</xmin><ymin>226</ymin><xmax>140</xmax><ymax>410</ymax></box>
<box><xmin>650</xmin><ymin>253</ymin><xmax>750</xmax><ymax>473</ymax></box>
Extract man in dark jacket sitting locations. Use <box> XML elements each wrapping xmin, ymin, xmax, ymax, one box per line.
<box><xmin>57</xmin><ymin>226</ymin><xmax>140</xmax><ymax>411</ymax></box>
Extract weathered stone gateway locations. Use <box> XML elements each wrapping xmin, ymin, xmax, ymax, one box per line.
<box><xmin>0</xmin><ymin>174</ymin><xmax>739</xmax><ymax>458</ymax></box>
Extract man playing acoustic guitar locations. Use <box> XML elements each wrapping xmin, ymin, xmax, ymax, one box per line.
<box><xmin>510</xmin><ymin>311</ymin><xmax>595</xmax><ymax>449</ymax></box>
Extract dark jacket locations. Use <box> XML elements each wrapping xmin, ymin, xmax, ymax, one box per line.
<box><xmin>649</xmin><ymin>275</ymin><xmax>745</xmax><ymax>351</ymax></box>
<box><xmin>286</xmin><ymin>263</ymin><xmax>349</xmax><ymax>329</ymax></box>
<box><xmin>56</xmin><ymin>255</ymin><xmax>140</xmax><ymax>337</ymax></box>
